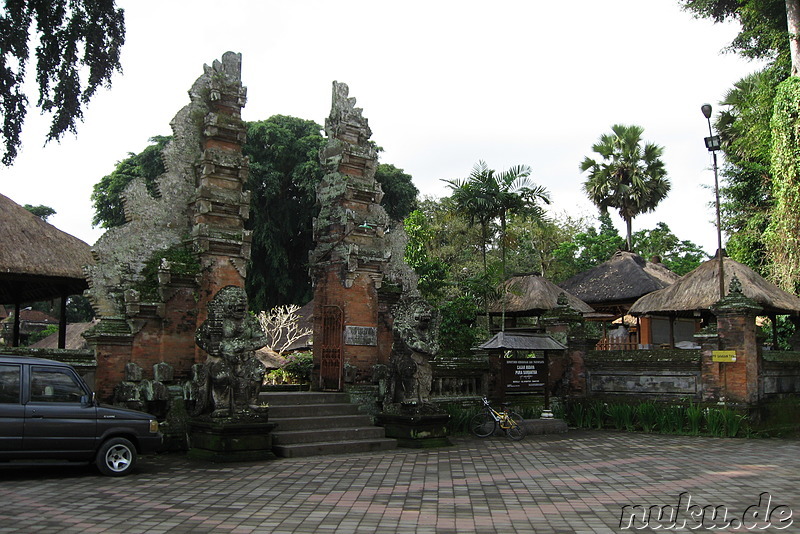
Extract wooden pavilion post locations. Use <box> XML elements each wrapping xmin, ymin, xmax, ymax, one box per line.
<box><xmin>58</xmin><ymin>289</ymin><xmax>68</xmax><ymax>349</ymax></box>
<box><xmin>12</xmin><ymin>300</ymin><xmax>20</xmax><ymax>347</ymax></box>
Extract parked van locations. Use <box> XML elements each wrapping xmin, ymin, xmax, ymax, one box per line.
<box><xmin>0</xmin><ymin>355</ymin><xmax>161</xmax><ymax>476</ymax></box>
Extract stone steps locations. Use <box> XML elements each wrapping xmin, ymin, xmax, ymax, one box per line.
<box><xmin>260</xmin><ymin>391</ymin><xmax>396</xmax><ymax>458</ymax></box>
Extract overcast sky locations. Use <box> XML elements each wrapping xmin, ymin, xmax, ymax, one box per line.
<box><xmin>0</xmin><ymin>0</ymin><xmax>765</xmax><ymax>254</ymax></box>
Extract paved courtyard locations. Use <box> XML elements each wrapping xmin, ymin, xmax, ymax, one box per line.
<box><xmin>0</xmin><ymin>430</ymin><xmax>797</xmax><ymax>533</ymax></box>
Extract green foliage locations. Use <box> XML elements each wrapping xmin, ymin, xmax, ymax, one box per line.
<box><xmin>631</xmin><ymin>222</ymin><xmax>707</xmax><ymax>275</ymax></box>
<box><xmin>244</xmin><ymin>116</ymin><xmax>325</xmax><ymax>311</ymax></box>
<box><xmin>550</xmin><ymin>213</ymin><xmax>624</xmax><ymax>283</ymax></box>
<box><xmin>132</xmin><ymin>245</ymin><xmax>200</xmax><ymax>300</ymax></box>
<box><xmin>686</xmin><ymin>402</ymin><xmax>704</xmax><ymax>435</ymax></box>
<box><xmin>282</xmin><ymin>351</ymin><xmax>313</xmax><ymax>383</ymax></box>
<box><xmin>437</xmin><ymin>295</ymin><xmax>483</xmax><ymax>359</ymax></box>
<box><xmin>403</xmin><ymin>210</ymin><xmax>448</xmax><ymax>301</ymax></box>
<box><xmin>23</xmin><ymin>204</ymin><xmax>56</xmax><ymax>221</ymax></box>
<box><xmin>66</xmin><ymin>295</ymin><xmax>95</xmax><ymax>323</ymax></box>
<box><xmin>680</xmin><ymin>0</ymin><xmax>791</xmax><ymax>63</ymax></box>
<box><xmin>581</xmin><ymin>124</ymin><xmax>670</xmax><ymax>251</ymax></box>
<box><xmin>683</xmin><ymin>2</ymin><xmax>793</xmax><ymax>278</ymax></box>
<box><xmin>443</xmin><ymin>160</ymin><xmax>550</xmax><ymax>277</ymax></box>
<box><xmin>760</xmin><ymin>316</ymin><xmax>796</xmax><ymax>350</ymax></box>
<box><xmin>566</xmin><ymin>398</ymin><xmax>749</xmax><ymax>437</ymax></box>
<box><xmin>26</xmin><ymin>324</ymin><xmax>59</xmax><ymax>346</ymax></box>
<box><xmin>715</xmin><ymin>68</ymin><xmax>784</xmax><ymax>276</ymax></box>
<box><xmin>765</xmin><ymin>76</ymin><xmax>800</xmax><ymax>293</ymax></box>
<box><xmin>91</xmin><ymin>136</ymin><xmax>170</xmax><ymax>228</ymax></box>
<box><xmin>635</xmin><ymin>401</ymin><xmax>659</xmax><ymax>433</ymax></box>
<box><xmin>0</xmin><ymin>1</ymin><xmax>125</xmax><ymax>165</ymax></box>
<box><xmin>441</xmin><ymin>404</ymin><xmax>483</xmax><ymax>436</ymax></box>
<box><xmin>588</xmin><ymin>401</ymin><xmax>606</xmax><ymax>429</ymax></box>
<box><xmin>375</xmin><ymin>163</ymin><xmax>418</xmax><ymax>221</ymax></box>
<box><xmin>607</xmin><ymin>403</ymin><xmax>635</xmax><ymax>431</ymax></box>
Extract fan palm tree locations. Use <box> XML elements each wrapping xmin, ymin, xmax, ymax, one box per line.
<box><xmin>580</xmin><ymin>124</ymin><xmax>670</xmax><ymax>251</ymax></box>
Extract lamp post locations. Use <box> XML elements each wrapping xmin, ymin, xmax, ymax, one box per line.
<box><xmin>701</xmin><ymin>103</ymin><xmax>725</xmax><ymax>300</ymax></box>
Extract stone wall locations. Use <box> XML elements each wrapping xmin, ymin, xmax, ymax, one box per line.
<box><xmin>763</xmin><ymin>352</ymin><xmax>800</xmax><ymax>395</ymax></box>
<box><xmin>584</xmin><ymin>349</ymin><xmax>702</xmax><ymax>399</ymax></box>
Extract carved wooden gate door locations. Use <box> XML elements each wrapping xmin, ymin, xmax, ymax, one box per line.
<box><xmin>319</xmin><ymin>305</ymin><xmax>343</xmax><ymax>391</ymax></box>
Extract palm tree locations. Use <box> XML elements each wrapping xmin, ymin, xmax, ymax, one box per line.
<box><xmin>580</xmin><ymin>124</ymin><xmax>670</xmax><ymax>251</ymax></box>
<box><xmin>444</xmin><ymin>160</ymin><xmax>550</xmax><ymax>326</ymax></box>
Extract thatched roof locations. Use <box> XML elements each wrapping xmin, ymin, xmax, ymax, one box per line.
<box><xmin>489</xmin><ymin>273</ymin><xmax>594</xmax><ymax>315</ymax></box>
<box><xmin>478</xmin><ymin>331</ymin><xmax>567</xmax><ymax>351</ymax></box>
<box><xmin>0</xmin><ymin>193</ymin><xmax>93</xmax><ymax>303</ymax></box>
<box><xmin>629</xmin><ymin>256</ymin><xmax>800</xmax><ymax>316</ymax></box>
<box><xmin>29</xmin><ymin>321</ymin><xmax>95</xmax><ymax>350</ymax></box>
<box><xmin>559</xmin><ymin>251</ymin><xmax>679</xmax><ymax>311</ymax></box>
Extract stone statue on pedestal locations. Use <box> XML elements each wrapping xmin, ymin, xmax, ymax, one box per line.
<box><xmin>191</xmin><ymin>286</ymin><xmax>267</xmax><ymax>418</ymax></box>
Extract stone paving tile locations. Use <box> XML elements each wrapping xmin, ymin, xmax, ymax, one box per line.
<box><xmin>0</xmin><ymin>431</ymin><xmax>798</xmax><ymax>533</ymax></box>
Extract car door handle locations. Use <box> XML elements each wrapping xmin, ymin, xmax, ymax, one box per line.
<box><xmin>31</xmin><ymin>414</ymin><xmax>44</xmax><ymax>418</ymax></box>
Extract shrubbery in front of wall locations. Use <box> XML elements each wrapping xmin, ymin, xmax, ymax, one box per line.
<box><xmin>565</xmin><ymin>399</ymin><xmax>749</xmax><ymax>438</ymax></box>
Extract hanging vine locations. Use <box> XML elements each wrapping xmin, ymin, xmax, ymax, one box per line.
<box><xmin>765</xmin><ymin>76</ymin><xmax>800</xmax><ymax>293</ymax></box>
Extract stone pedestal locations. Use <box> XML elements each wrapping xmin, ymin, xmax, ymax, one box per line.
<box><xmin>188</xmin><ymin>419</ymin><xmax>276</xmax><ymax>462</ymax></box>
<box><xmin>376</xmin><ymin>413</ymin><xmax>451</xmax><ymax>448</ymax></box>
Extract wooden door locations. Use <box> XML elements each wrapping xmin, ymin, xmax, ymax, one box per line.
<box><xmin>319</xmin><ymin>306</ymin><xmax>343</xmax><ymax>391</ymax></box>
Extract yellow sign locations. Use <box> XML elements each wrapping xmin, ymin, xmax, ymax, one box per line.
<box><xmin>712</xmin><ymin>350</ymin><xmax>737</xmax><ymax>363</ymax></box>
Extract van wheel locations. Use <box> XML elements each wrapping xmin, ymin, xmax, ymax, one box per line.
<box><xmin>96</xmin><ymin>438</ymin><xmax>137</xmax><ymax>476</ymax></box>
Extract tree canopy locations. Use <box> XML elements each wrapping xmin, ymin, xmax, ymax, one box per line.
<box><xmin>0</xmin><ymin>0</ymin><xmax>125</xmax><ymax>165</ymax></box>
<box><xmin>580</xmin><ymin>124</ymin><xmax>670</xmax><ymax>252</ymax></box>
<box><xmin>23</xmin><ymin>203</ymin><xmax>55</xmax><ymax>220</ymax></box>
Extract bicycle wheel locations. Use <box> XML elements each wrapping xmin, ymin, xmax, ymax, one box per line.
<box><xmin>505</xmin><ymin>411</ymin><xmax>526</xmax><ymax>441</ymax></box>
<box><xmin>470</xmin><ymin>412</ymin><xmax>496</xmax><ymax>438</ymax></box>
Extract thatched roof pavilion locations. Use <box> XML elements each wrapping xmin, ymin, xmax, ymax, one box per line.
<box><xmin>0</xmin><ymin>193</ymin><xmax>94</xmax><ymax>346</ymax></box>
<box><xmin>629</xmin><ymin>256</ymin><xmax>800</xmax><ymax>317</ymax></box>
<box><xmin>489</xmin><ymin>273</ymin><xmax>594</xmax><ymax>316</ymax></box>
<box><xmin>559</xmin><ymin>251</ymin><xmax>679</xmax><ymax>316</ymax></box>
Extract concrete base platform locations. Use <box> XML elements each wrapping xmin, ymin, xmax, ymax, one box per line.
<box><xmin>521</xmin><ymin>418</ymin><xmax>568</xmax><ymax>434</ymax></box>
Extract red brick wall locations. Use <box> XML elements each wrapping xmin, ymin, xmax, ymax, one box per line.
<box><xmin>715</xmin><ymin>312</ymin><xmax>760</xmax><ymax>403</ymax></box>
<box><xmin>93</xmin><ymin>341</ymin><xmax>133</xmax><ymax>401</ymax></box>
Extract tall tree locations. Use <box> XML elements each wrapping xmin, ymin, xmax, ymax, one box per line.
<box><xmin>680</xmin><ymin>0</ymin><xmax>790</xmax><ymax>63</ymax></box>
<box><xmin>0</xmin><ymin>1</ymin><xmax>125</xmax><ymax>165</ymax></box>
<box><xmin>580</xmin><ymin>124</ymin><xmax>670</xmax><ymax>251</ymax></box>
<box><xmin>550</xmin><ymin>212</ymin><xmax>625</xmax><ymax>283</ymax></box>
<box><xmin>244</xmin><ymin>115</ymin><xmax>325</xmax><ymax>311</ymax></box>
<box><xmin>631</xmin><ymin>222</ymin><xmax>707</xmax><ymax>276</ymax></box>
<box><xmin>375</xmin><ymin>163</ymin><xmax>418</xmax><ymax>221</ymax></box>
<box><xmin>91</xmin><ymin>135</ymin><xmax>170</xmax><ymax>228</ymax></box>
<box><xmin>443</xmin><ymin>160</ymin><xmax>549</xmax><ymax>279</ymax></box>
<box><xmin>715</xmin><ymin>69</ymin><xmax>780</xmax><ymax>274</ymax></box>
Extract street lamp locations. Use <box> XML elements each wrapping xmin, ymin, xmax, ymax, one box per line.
<box><xmin>701</xmin><ymin>103</ymin><xmax>725</xmax><ymax>300</ymax></box>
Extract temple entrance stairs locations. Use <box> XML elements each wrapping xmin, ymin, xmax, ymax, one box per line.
<box><xmin>259</xmin><ymin>391</ymin><xmax>396</xmax><ymax>458</ymax></box>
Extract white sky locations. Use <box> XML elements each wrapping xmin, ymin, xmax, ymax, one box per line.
<box><xmin>0</xmin><ymin>0</ymin><xmax>765</xmax><ymax>254</ymax></box>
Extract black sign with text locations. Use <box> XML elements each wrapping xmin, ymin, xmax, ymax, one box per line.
<box><xmin>502</xmin><ymin>357</ymin><xmax>547</xmax><ymax>393</ymax></box>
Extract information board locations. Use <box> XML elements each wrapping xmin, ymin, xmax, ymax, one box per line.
<box><xmin>502</xmin><ymin>357</ymin><xmax>547</xmax><ymax>393</ymax></box>
<box><xmin>344</xmin><ymin>325</ymin><xmax>378</xmax><ymax>346</ymax></box>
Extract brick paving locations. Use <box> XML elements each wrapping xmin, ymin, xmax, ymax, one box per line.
<box><xmin>0</xmin><ymin>430</ymin><xmax>798</xmax><ymax>533</ymax></box>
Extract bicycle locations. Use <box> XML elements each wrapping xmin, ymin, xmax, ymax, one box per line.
<box><xmin>470</xmin><ymin>396</ymin><xmax>526</xmax><ymax>441</ymax></box>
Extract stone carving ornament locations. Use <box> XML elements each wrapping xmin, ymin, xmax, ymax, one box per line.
<box><xmin>384</xmin><ymin>295</ymin><xmax>440</xmax><ymax>409</ymax></box>
<box><xmin>192</xmin><ymin>286</ymin><xmax>267</xmax><ymax>418</ymax></box>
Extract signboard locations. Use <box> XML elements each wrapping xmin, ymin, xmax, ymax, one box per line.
<box><xmin>712</xmin><ymin>350</ymin><xmax>737</xmax><ymax>363</ymax></box>
<box><xmin>344</xmin><ymin>325</ymin><xmax>377</xmax><ymax>346</ymax></box>
<box><xmin>502</xmin><ymin>357</ymin><xmax>547</xmax><ymax>393</ymax></box>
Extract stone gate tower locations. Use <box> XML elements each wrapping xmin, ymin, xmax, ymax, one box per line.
<box><xmin>310</xmin><ymin>82</ymin><xmax>392</xmax><ymax>390</ymax></box>
<box><xmin>83</xmin><ymin>52</ymin><xmax>251</xmax><ymax>401</ymax></box>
